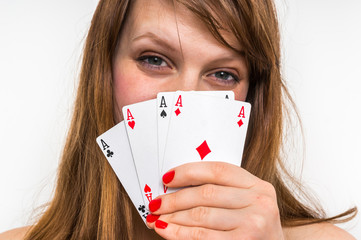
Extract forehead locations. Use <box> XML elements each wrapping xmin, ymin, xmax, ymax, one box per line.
<box><xmin>124</xmin><ymin>0</ymin><xmax>242</xmax><ymax>51</ymax></box>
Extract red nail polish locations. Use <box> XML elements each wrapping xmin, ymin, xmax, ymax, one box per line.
<box><xmin>155</xmin><ymin>220</ymin><xmax>168</xmax><ymax>229</ymax></box>
<box><xmin>149</xmin><ymin>198</ymin><xmax>162</xmax><ymax>212</ymax></box>
<box><xmin>162</xmin><ymin>170</ymin><xmax>175</xmax><ymax>184</ymax></box>
<box><xmin>146</xmin><ymin>214</ymin><xmax>160</xmax><ymax>223</ymax></box>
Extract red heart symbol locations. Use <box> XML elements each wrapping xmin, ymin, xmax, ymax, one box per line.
<box><xmin>128</xmin><ymin>120</ymin><xmax>135</xmax><ymax>129</ymax></box>
<box><xmin>144</xmin><ymin>184</ymin><xmax>151</xmax><ymax>193</ymax></box>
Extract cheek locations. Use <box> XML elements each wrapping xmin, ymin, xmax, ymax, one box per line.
<box><xmin>234</xmin><ymin>79</ymin><xmax>249</xmax><ymax>102</ymax></box>
<box><xmin>113</xmin><ymin>66</ymin><xmax>159</xmax><ymax>121</ymax></box>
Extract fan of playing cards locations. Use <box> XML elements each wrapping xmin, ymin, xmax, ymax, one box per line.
<box><xmin>96</xmin><ymin>91</ymin><xmax>251</xmax><ymax>224</ymax></box>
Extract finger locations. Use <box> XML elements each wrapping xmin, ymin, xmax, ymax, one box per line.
<box><xmin>153</xmin><ymin>219</ymin><xmax>236</xmax><ymax>240</ymax></box>
<box><xmin>156</xmin><ymin>206</ymin><xmax>281</xmax><ymax>239</ymax></box>
<box><xmin>150</xmin><ymin>184</ymin><xmax>254</xmax><ymax>214</ymax></box>
<box><xmin>163</xmin><ymin>161</ymin><xmax>259</xmax><ymax>189</ymax></box>
<box><xmin>146</xmin><ymin>214</ymin><xmax>160</xmax><ymax>229</ymax></box>
<box><xmin>156</xmin><ymin>207</ymin><xmax>242</xmax><ymax>231</ymax></box>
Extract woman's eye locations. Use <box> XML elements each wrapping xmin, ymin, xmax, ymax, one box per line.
<box><xmin>210</xmin><ymin>71</ymin><xmax>239</xmax><ymax>83</ymax></box>
<box><xmin>137</xmin><ymin>55</ymin><xmax>168</xmax><ymax>68</ymax></box>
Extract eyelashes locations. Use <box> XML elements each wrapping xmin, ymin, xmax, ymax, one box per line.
<box><xmin>208</xmin><ymin>71</ymin><xmax>239</xmax><ymax>84</ymax></box>
<box><xmin>136</xmin><ymin>53</ymin><xmax>240</xmax><ymax>84</ymax></box>
<box><xmin>136</xmin><ymin>55</ymin><xmax>172</xmax><ymax>71</ymax></box>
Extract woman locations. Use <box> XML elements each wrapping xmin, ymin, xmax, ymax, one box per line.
<box><xmin>1</xmin><ymin>0</ymin><xmax>356</xmax><ymax>239</ymax></box>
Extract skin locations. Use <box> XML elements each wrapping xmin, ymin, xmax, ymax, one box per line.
<box><xmin>112</xmin><ymin>0</ymin><xmax>249</xmax><ymax>113</ymax></box>
<box><xmin>0</xmin><ymin>227</ymin><xmax>31</xmax><ymax>240</ymax></box>
<box><xmin>0</xmin><ymin>0</ymin><xmax>356</xmax><ymax>239</ymax></box>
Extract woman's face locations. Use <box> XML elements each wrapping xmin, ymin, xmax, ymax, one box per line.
<box><xmin>113</xmin><ymin>0</ymin><xmax>249</xmax><ymax>121</ymax></box>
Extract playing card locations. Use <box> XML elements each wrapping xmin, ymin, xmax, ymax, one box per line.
<box><xmin>157</xmin><ymin>91</ymin><xmax>175</xmax><ymax>175</ymax></box>
<box><xmin>157</xmin><ymin>91</ymin><xmax>235</xmax><ymax>194</ymax></box>
<box><xmin>195</xmin><ymin>90</ymin><xmax>234</xmax><ymax>100</ymax></box>
<box><xmin>162</xmin><ymin>92</ymin><xmax>251</xmax><ymax>193</ymax></box>
<box><xmin>96</xmin><ymin>121</ymin><xmax>150</xmax><ymax>224</ymax></box>
<box><xmin>157</xmin><ymin>91</ymin><xmax>234</xmax><ymax>174</ymax></box>
<box><xmin>122</xmin><ymin>100</ymin><xmax>159</xmax><ymax>207</ymax></box>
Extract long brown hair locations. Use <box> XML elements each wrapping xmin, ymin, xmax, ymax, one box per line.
<box><xmin>25</xmin><ymin>0</ymin><xmax>356</xmax><ymax>239</ymax></box>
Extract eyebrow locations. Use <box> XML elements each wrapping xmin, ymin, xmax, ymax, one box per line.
<box><xmin>131</xmin><ymin>32</ymin><xmax>178</xmax><ymax>52</ymax></box>
<box><xmin>132</xmin><ymin>31</ymin><xmax>246</xmax><ymax>62</ymax></box>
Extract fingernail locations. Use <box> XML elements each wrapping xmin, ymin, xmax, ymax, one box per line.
<box><xmin>162</xmin><ymin>170</ymin><xmax>175</xmax><ymax>184</ymax></box>
<box><xmin>146</xmin><ymin>214</ymin><xmax>160</xmax><ymax>223</ymax></box>
<box><xmin>155</xmin><ymin>219</ymin><xmax>168</xmax><ymax>229</ymax></box>
<box><xmin>149</xmin><ymin>198</ymin><xmax>162</xmax><ymax>212</ymax></box>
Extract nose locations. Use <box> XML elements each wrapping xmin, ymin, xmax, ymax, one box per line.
<box><xmin>166</xmin><ymin>69</ymin><xmax>203</xmax><ymax>91</ymax></box>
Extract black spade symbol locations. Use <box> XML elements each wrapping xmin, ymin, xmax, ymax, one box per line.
<box><xmin>160</xmin><ymin>109</ymin><xmax>167</xmax><ymax>118</ymax></box>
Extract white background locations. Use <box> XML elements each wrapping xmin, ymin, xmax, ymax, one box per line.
<box><xmin>0</xmin><ymin>0</ymin><xmax>360</xmax><ymax>237</ymax></box>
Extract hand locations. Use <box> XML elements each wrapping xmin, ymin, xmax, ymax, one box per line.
<box><xmin>146</xmin><ymin>161</ymin><xmax>284</xmax><ymax>240</ymax></box>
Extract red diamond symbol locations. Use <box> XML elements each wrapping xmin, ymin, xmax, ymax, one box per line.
<box><xmin>175</xmin><ymin>108</ymin><xmax>181</xmax><ymax>116</ymax></box>
<box><xmin>237</xmin><ymin>119</ymin><xmax>243</xmax><ymax>127</ymax></box>
<box><xmin>196</xmin><ymin>140</ymin><xmax>211</xmax><ymax>160</ymax></box>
